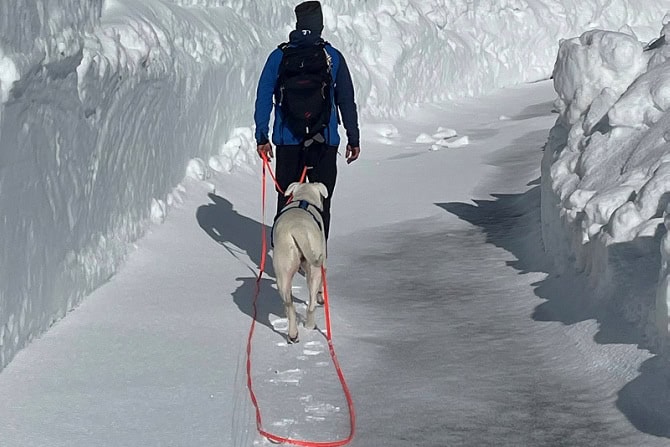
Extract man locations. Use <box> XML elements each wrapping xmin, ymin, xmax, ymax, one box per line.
<box><xmin>254</xmin><ymin>0</ymin><xmax>360</xmax><ymax>240</ymax></box>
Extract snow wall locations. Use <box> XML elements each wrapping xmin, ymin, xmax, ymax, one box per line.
<box><xmin>0</xmin><ymin>0</ymin><xmax>668</xmax><ymax>370</ymax></box>
<box><xmin>543</xmin><ymin>21</ymin><xmax>670</xmax><ymax>350</ymax></box>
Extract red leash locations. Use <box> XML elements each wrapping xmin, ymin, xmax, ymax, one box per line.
<box><xmin>245</xmin><ymin>155</ymin><xmax>356</xmax><ymax>446</ymax></box>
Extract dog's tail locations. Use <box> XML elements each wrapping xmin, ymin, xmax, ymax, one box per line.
<box><xmin>292</xmin><ymin>231</ymin><xmax>326</xmax><ymax>267</ymax></box>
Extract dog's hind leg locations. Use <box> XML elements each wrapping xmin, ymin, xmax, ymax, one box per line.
<box><xmin>304</xmin><ymin>264</ymin><xmax>322</xmax><ymax>331</ymax></box>
<box><xmin>277</xmin><ymin>272</ymin><xmax>299</xmax><ymax>343</ymax></box>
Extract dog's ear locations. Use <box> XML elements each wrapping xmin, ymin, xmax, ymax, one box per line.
<box><xmin>315</xmin><ymin>182</ymin><xmax>328</xmax><ymax>199</ymax></box>
<box><xmin>285</xmin><ymin>182</ymin><xmax>301</xmax><ymax>197</ymax></box>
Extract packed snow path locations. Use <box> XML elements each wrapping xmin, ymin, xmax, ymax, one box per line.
<box><xmin>1</xmin><ymin>81</ymin><xmax>669</xmax><ymax>446</ymax></box>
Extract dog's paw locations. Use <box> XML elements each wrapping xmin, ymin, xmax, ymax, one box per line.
<box><xmin>287</xmin><ymin>333</ymin><xmax>300</xmax><ymax>344</ymax></box>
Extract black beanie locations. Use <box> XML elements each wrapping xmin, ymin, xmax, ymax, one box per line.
<box><xmin>295</xmin><ymin>1</ymin><xmax>323</xmax><ymax>34</ymax></box>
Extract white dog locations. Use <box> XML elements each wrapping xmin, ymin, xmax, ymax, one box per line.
<box><xmin>272</xmin><ymin>182</ymin><xmax>328</xmax><ymax>343</ymax></box>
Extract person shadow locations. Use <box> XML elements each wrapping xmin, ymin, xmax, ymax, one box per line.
<box><xmin>197</xmin><ymin>192</ymin><xmax>303</xmax><ymax>337</ymax></box>
<box><xmin>196</xmin><ymin>192</ymin><xmax>275</xmax><ymax>278</ymax></box>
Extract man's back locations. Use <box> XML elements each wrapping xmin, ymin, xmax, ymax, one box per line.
<box><xmin>253</xmin><ymin>0</ymin><xmax>361</xmax><ymax>240</ymax></box>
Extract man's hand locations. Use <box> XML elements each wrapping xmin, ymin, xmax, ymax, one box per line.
<box><xmin>257</xmin><ymin>143</ymin><xmax>274</xmax><ymax>161</ymax></box>
<box><xmin>345</xmin><ymin>145</ymin><xmax>360</xmax><ymax>164</ymax></box>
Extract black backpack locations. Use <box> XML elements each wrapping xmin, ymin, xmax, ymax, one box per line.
<box><xmin>276</xmin><ymin>41</ymin><xmax>332</xmax><ymax>142</ymax></box>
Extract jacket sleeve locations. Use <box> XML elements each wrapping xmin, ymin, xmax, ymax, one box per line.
<box><xmin>254</xmin><ymin>50</ymin><xmax>281</xmax><ymax>145</ymax></box>
<box><xmin>333</xmin><ymin>51</ymin><xmax>360</xmax><ymax>148</ymax></box>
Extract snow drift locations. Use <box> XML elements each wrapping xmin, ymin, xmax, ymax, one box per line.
<box><xmin>543</xmin><ymin>17</ymin><xmax>670</xmax><ymax>349</ymax></box>
<box><xmin>1</xmin><ymin>0</ymin><xmax>669</xmax><ymax>371</ymax></box>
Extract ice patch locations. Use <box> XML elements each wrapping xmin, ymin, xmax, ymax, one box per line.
<box><xmin>432</xmin><ymin>127</ymin><xmax>458</xmax><ymax>139</ymax></box>
<box><xmin>368</xmin><ymin>123</ymin><xmax>399</xmax><ymax>145</ymax></box>
<box><xmin>368</xmin><ymin>123</ymin><xmax>399</xmax><ymax>138</ymax></box>
<box><xmin>415</xmin><ymin>133</ymin><xmax>435</xmax><ymax>143</ymax></box>
<box><xmin>446</xmin><ymin>135</ymin><xmax>470</xmax><ymax>147</ymax></box>
<box><xmin>431</xmin><ymin>135</ymin><xmax>470</xmax><ymax>150</ymax></box>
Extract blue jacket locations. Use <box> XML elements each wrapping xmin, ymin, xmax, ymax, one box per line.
<box><xmin>254</xmin><ymin>31</ymin><xmax>360</xmax><ymax>148</ymax></box>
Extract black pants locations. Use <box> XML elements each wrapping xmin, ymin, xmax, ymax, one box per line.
<box><xmin>275</xmin><ymin>143</ymin><xmax>337</xmax><ymax>239</ymax></box>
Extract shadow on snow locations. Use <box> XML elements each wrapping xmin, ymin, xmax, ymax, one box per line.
<box><xmin>196</xmin><ymin>193</ymin><xmax>290</xmax><ymax>338</ymax></box>
<box><xmin>196</xmin><ymin>192</ymin><xmax>274</xmax><ymax>277</ymax></box>
<box><xmin>437</xmin><ymin>182</ymin><xmax>670</xmax><ymax>438</ymax></box>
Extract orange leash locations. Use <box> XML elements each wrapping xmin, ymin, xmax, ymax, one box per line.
<box><xmin>244</xmin><ymin>155</ymin><xmax>356</xmax><ymax>446</ymax></box>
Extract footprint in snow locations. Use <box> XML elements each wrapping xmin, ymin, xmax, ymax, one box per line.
<box><xmin>269</xmin><ymin>368</ymin><xmax>303</xmax><ymax>385</ymax></box>
<box><xmin>302</xmin><ymin>341</ymin><xmax>324</xmax><ymax>356</ymax></box>
<box><xmin>270</xmin><ymin>418</ymin><xmax>297</xmax><ymax>427</ymax></box>
<box><xmin>304</xmin><ymin>402</ymin><xmax>341</xmax><ymax>420</ymax></box>
<box><xmin>270</xmin><ymin>317</ymin><xmax>288</xmax><ymax>332</ymax></box>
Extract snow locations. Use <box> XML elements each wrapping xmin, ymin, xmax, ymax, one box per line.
<box><xmin>2</xmin><ymin>0</ymin><xmax>670</xmax><ymax>444</ymax></box>
<box><xmin>2</xmin><ymin>80</ymin><xmax>669</xmax><ymax>446</ymax></box>
<box><xmin>1</xmin><ymin>0</ymin><xmax>669</xmax><ymax>370</ymax></box>
<box><xmin>543</xmin><ymin>19</ymin><xmax>670</xmax><ymax>348</ymax></box>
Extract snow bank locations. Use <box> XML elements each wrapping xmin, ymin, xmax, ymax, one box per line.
<box><xmin>189</xmin><ymin>0</ymin><xmax>669</xmax><ymax>117</ymax></box>
<box><xmin>542</xmin><ymin>18</ymin><xmax>670</xmax><ymax>349</ymax></box>
<box><xmin>0</xmin><ymin>0</ymin><xmax>259</xmax><ymax>370</ymax></box>
<box><xmin>1</xmin><ymin>0</ymin><xmax>669</xmax><ymax>371</ymax></box>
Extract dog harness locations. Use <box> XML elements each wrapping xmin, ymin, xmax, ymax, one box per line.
<box><xmin>271</xmin><ymin>199</ymin><xmax>323</xmax><ymax>247</ymax></box>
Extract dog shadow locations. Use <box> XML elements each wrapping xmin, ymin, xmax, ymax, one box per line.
<box><xmin>196</xmin><ymin>192</ymin><xmax>275</xmax><ymax>278</ymax></box>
